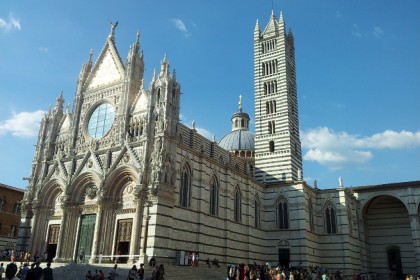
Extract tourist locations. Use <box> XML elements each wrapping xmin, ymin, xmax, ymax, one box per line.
<box><xmin>79</xmin><ymin>249</ymin><xmax>85</xmax><ymax>263</ymax></box>
<box><xmin>151</xmin><ymin>265</ymin><xmax>159</xmax><ymax>280</ymax></box>
<box><xmin>149</xmin><ymin>256</ymin><xmax>156</xmax><ymax>267</ymax></box>
<box><xmin>5</xmin><ymin>263</ymin><xmax>19</xmax><ymax>280</ymax></box>
<box><xmin>227</xmin><ymin>264</ymin><xmax>236</xmax><ymax>280</ymax></box>
<box><xmin>138</xmin><ymin>264</ymin><xmax>144</xmax><ymax>280</ymax></box>
<box><xmin>98</xmin><ymin>270</ymin><xmax>105</xmax><ymax>280</ymax></box>
<box><xmin>85</xmin><ymin>270</ymin><xmax>93</xmax><ymax>280</ymax></box>
<box><xmin>43</xmin><ymin>263</ymin><xmax>53</xmax><ymax>280</ymax></box>
<box><xmin>108</xmin><ymin>264</ymin><xmax>119</xmax><ymax>280</ymax></box>
<box><xmin>10</xmin><ymin>251</ymin><xmax>15</xmax><ymax>263</ymax></box>
<box><xmin>0</xmin><ymin>263</ymin><xmax>4</xmax><ymax>280</ymax></box>
<box><xmin>20</xmin><ymin>263</ymin><xmax>29</xmax><ymax>280</ymax></box>
<box><xmin>32</xmin><ymin>262</ymin><xmax>43</xmax><ymax>280</ymax></box>
<box><xmin>25</xmin><ymin>263</ymin><xmax>35</xmax><ymax>280</ymax></box>
<box><xmin>157</xmin><ymin>264</ymin><xmax>164</xmax><ymax>280</ymax></box>
<box><xmin>127</xmin><ymin>265</ymin><xmax>139</xmax><ymax>280</ymax></box>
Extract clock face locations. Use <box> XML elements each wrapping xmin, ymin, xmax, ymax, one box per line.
<box><xmin>87</xmin><ymin>103</ymin><xmax>115</xmax><ymax>138</ymax></box>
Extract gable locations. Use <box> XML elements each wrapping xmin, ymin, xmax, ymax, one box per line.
<box><xmin>87</xmin><ymin>48</ymin><xmax>124</xmax><ymax>90</ymax></box>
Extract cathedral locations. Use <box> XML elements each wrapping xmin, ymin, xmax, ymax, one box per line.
<box><xmin>18</xmin><ymin>11</ymin><xmax>420</xmax><ymax>277</ymax></box>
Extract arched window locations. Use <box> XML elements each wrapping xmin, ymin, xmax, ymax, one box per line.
<box><xmin>254</xmin><ymin>195</ymin><xmax>261</xmax><ymax>228</ymax></box>
<box><xmin>325</xmin><ymin>202</ymin><xmax>337</xmax><ymax>234</ymax></box>
<box><xmin>309</xmin><ymin>200</ymin><xmax>314</xmax><ymax>231</ymax></box>
<box><xmin>235</xmin><ymin>119</ymin><xmax>238</xmax><ymax>128</ymax></box>
<box><xmin>234</xmin><ymin>186</ymin><xmax>242</xmax><ymax>223</ymax></box>
<box><xmin>179</xmin><ymin>165</ymin><xmax>191</xmax><ymax>208</ymax></box>
<box><xmin>277</xmin><ymin>196</ymin><xmax>289</xmax><ymax>229</ymax></box>
<box><xmin>209</xmin><ymin>177</ymin><xmax>219</xmax><ymax>216</ymax></box>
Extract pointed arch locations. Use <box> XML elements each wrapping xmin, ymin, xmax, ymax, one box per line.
<box><xmin>209</xmin><ymin>175</ymin><xmax>219</xmax><ymax>216</ymax></box>
<box><xmin>234</xmin><ymin>185</ymin><xmax>242</xmax><ymax>223</ymax></box>
<box><xmin>324</xmin><ymin>201</ymin><xmax>337</xmax><ymax>234</ymax></box>
<box><xmin>254</xmin><ymin>194</ymin><xmax>261</xmax><ymax>228</ymax></box>
<box><xmin>38</xmin><ymin>179</ymin><xmax>65</xmax><ymax>208</ymax></box>
<box><xmin>276</xmin><ymin>195</ymin><xmax>289</xmax><ymax>229</ymax></box>
<box><xmin>179</xmin><ymin>163</ymin><xmax>192</xmax><ymax>208</ymax></box>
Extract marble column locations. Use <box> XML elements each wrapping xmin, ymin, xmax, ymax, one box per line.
<box><xmin>28</xmin><ymin>201</ymin><xmax>41</xmax><ymax>255</ymax></box>
<box><xmin>128</xmin><ymin>185</ymin><xmax>146</xmax><ymax>264</ymax></box>
<box><xmin>139</xmin><ymin>201</ymin><xmax>152</xmax><ymax>265</ymax></box>
<box><xmin>54</xmin><ymin>204</ymin><xmax>69</xmax><ymax>262</ymax></box>
<box><xmin>89</xmin><ymin>201</ymin><xmax>104</xmax><ymax>263</ymax></box>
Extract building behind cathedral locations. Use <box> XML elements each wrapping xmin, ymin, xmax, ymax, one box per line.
<box><xmin>17</xmin><ymin>10</ymin><xmax>420</xmax><ymax>277</ymax></box>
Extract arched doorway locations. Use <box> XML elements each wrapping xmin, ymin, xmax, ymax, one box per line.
<box><xmin>364</xmin><ymin>195</ymin><xmax>412</xmax><ymax>277</ymax></box>
<box><xmin>278</xmin><ymin>240</ymin><xmax>290</xmax><ymax>269</ymax></box>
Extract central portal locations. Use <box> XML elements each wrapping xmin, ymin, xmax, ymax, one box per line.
<box><xmin>115</xmin><ymin>219</ymin><xmax>133</xmax><ymax>263</ymax></box>
<box><xmin>76</xmin><ymin>214</ymin><xmax>96</xmax><ymax>262</ymax></box>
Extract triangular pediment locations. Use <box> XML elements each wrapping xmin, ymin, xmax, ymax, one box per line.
<box><xmin>133</xmin><ymin>90</ymin><xmax>149</xmax><ymax>113</ymax></box>
<box><xmin>85</xmin><ymin>41</ymin><xmax>125</xmax><ymax>90</ymax></box>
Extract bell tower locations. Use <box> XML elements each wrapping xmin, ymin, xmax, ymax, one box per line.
<box><xmin>254</xmin><ymin>11</ymin><xmax>302</xmax><ymax>183</ymax></box>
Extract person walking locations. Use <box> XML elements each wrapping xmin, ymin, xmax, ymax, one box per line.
<box><xmin>108</xmin><ymin>264</ymin><xmax>119</xmax><ymax>280</ymax></box>
<box><xmin>127</xmin><ymin>265</ymin><xmax>139</xmax><ymax>280</ymax></box>
<box><xmin>138</xmin><ymin>264</ymin><xmax>144</xmax><ymax>280</ymax></box>
<box><xmin>32</xmin><ymin>263</ymin><xmax>43</xmax><ymax>280</ymax></box>
<box><xmin>0</xmin><ymin>263</ymin><xmax>5</xmax><ymax>280</ymax></box>
<box><xmin>42</xmin><ymin>263</ymin><xmax>53</xmax><ymax>280</ymax></box>
<box><xmin>5</xmin><ymin>263</ymin><xmax>19</xmax><ymax>280</ymax></box>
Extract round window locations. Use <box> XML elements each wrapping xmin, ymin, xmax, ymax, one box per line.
<box><xmin>87</xmin><ymin>103</ymin><xmax>115</xmax><ymax>138</ymax></box>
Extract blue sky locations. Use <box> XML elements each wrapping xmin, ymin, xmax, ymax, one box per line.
<box><xmin>1</xmin><ymin>0</ymin><xmax>419</xmax><ymax>190</ymax></box>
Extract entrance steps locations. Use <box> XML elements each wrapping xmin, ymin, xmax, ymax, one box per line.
<box><xmin>44</xmin><ymin>262</ymin><xmax>227</xmax><ymax>280</ymax></box>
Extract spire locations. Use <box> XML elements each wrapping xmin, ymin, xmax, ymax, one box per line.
<box><xmin>152</xmin><ymin>68</ymin><xmax>156</xmax><ymax>83</ymax></box>
<box><xmin>55</xmin><ymin>92</ymin><xmax>64</xmax><ymax>111</ymax></box>
<box><xmin>159</xmin><ymin>54</ymin><xmax>169</xmax><ymax>77</ymax></box>
<box><xmin>89</xmin><ymin>48</ymin><xmax>93</xmax><ymax>63</ymax></box>
<box><xmin>172</xmin><ymin>69</ymin><xmax>177</xmax><ymax>82</ymax></box>
<box><xmin>66</xmin><ymin>103</ymin><xmax>71</xmax><ymax>114</ymax></box>
<box><xmin>254</xmin><ymin>19</ymin><xmax>260</xmax><ymax>39</ymax></box>
<box><xmin>279</xmin><ymin>11</ymin><xmax>285</xmax><ymax>30</ymax></box>
<box><xmin>238</xmin><ymin>95</ymin><xmax>243</xmax><ymax>112</ymax></box>
<box><xmin>78</xmin><ymin>49</ymin><xmax>93</xmax><ymax>82</ymax></box>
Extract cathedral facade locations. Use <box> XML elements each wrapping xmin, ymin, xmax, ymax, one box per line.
<box><xmin>18</xmin><ymin>11</ymin><xmax>420</xmax><ymax>277</ymax></box>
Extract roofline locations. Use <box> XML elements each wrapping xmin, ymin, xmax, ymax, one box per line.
<box><xmin>0</xmin><ymin>183</ymin><xmax>26</xmax><ymax>193</ymax></box>
<box><xmin>352</xmin><ymin>180</ymin><xmax>420</xmax><ymax>192</ymax></box>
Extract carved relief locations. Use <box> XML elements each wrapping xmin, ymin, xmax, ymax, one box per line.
<box><xmin>85</xmin><ymin>185</ymin><xmax>98</xmax><ymax>200</ymax></box>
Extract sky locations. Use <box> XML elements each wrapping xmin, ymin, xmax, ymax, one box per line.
<box><xmin>0</xmin><ymin>0</ymin><xmax>419</xmax><ymax>190</ymax></box>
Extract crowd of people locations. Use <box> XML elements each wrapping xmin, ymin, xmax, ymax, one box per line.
<box><xmin>0</xmin><ymin>261</ymin><xmax>53</xmax><ymax>280</ymax></box>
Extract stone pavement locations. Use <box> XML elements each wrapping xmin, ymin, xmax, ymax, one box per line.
<box><xmin>33</xmin><ymin>261</ymin><xmax>227</xmax><ymax>280</ymax></box>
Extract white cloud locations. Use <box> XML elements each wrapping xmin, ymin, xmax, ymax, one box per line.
<box><xmin>301</xmin><ymin>127</ymin><xmax>420</xmax><ymax>169</ymax></box>
<box><xmin>0</xmin><ymin>110</ymin><xmax>46</xmax><ymax>137</ymax></box>
<box><xmin>0</xmin><ymin>14</ymin><xmax>21</xmax><ymax>31</ymax></box>
<box><xmin>372</xmin><ymin>26</ymin><xmax>384</xmax><ymax>39</ymax></box>
<box><xmin>356</xmin><ymin>130</ymin><xmax>420</xmax><ymax>149</ymax></box>
<box><xmin>39</xmin><ymin>47</ymin><xmax>48</xmax><ymax>53</ymax></box>
<box><xmin>171</xmin><ymin>18</ymin><xmax>190</xmax><ymax>37</ymax></box>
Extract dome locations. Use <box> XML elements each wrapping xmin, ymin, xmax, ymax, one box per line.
<box><xmin>218</xmin><ymin>129</ymin><xmax>255</xmax><ymax>151</ymax></box>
